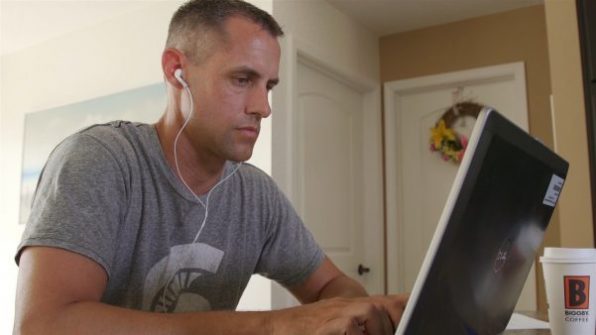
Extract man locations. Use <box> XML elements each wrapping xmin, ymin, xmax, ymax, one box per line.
<box><xmin>14</xmin><ymin>1</ymin><xmax>407</xmax><ymax>334</ymax></box>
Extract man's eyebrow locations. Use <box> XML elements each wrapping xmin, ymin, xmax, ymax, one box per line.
<box><xmin>231</xmin><ymin>66</ymin><xmax>279</xmax><ymax>86</ymax></box>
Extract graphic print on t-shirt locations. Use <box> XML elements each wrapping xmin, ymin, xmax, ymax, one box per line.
<box><xmin>142</xmin><ymin>243</ymin><xmax>224</xmax><ymax>312</ymax></box>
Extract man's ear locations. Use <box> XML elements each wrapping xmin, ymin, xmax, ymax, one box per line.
<box><xmin>162</xmin><ymin>48</ymin><xmax>186</xmax><ymax>89</ymax></box>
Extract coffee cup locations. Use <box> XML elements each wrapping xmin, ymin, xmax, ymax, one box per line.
<box><xmin>540</xmin><ymin>247</ymin><xmax>596</xmax><ymax>335</ymax></box>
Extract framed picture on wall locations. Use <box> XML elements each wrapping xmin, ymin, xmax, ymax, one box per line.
<box><xmin>19</xmin><ymin>83</ymin><xmax>166</xmax><ymax>225</ymax></box>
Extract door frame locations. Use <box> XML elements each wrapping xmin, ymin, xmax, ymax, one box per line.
<box><xmin>576</xmin><ymin>0</ymin><xmax>596</xmax><ymax>243</ymax></box>
<box><xmin>383</xmin><ymin>62</ymin><xmax>531</xmax><ymax>299</ymax></box>
<box><xmin>271</xmin><ymin>34</ymin><xmax>385</xmax><ymax>308</ymax></box>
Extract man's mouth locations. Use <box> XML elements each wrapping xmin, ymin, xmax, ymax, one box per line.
<box><xmin>237</xmin><ymin>125</ymin><xmax>259</xmax><ymax>139</ymax></box>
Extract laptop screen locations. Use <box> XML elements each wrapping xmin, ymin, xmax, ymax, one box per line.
<box><xmin>397</xmin><ymin>110</ymin><xmax>568</xmax><ymax>334</ymax></box>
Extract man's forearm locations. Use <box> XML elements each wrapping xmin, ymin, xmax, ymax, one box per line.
<box><xmin>317</xmin><ymin>274</ymin><xmax>368</xmax><ymax>300</ymax></box>
<box><xmin>15</xmin><ymin>292</ymin><xmax>407</xmax><ymax>335</ymax></box>
<box><xmin>15</xmin><ymin>301</ymin><xmax>274</xmax><ymax>335</ymax></box>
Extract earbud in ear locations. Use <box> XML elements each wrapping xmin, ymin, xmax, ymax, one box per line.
<box><xmin>174</xmin><ymin>68</ymin><xmax>188</xmax><ymax>88</ymax></box>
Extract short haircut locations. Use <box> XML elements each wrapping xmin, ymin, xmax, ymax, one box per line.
<box><xmin>166</xmin><ymin>0</ymin><xmax>284</xmax><ymax>64</ymax></box>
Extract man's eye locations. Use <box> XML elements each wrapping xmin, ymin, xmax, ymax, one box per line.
<box><xmin>234</xmin><ymin>77</ymin><xmax>251</xmax><ymax>86</ymax></box>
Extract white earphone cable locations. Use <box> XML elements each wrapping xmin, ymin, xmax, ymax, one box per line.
<box><xmin>173</xmin><ymin>84</ymin><xmax>206</xmax><ymax>208</ymax></box>
<box><xmin>161</xmin><ymin>75</ymin><xmax>242</xmax><ymax>312</ymax></box>
<box><xmin>173</xmin><ymin>80</ymin><xmax>242</xmax><ymax>242</ymax></box>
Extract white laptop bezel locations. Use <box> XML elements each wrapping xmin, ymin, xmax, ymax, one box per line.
<box><xmin>395</xmin><ymin>108</ymin><xmax>494</xmax><ymax>335</ymax></box>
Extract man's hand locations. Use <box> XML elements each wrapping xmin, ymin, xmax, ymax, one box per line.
<box><xmin>271</xmin><ymin>294</ymin><xmax>408</xmax><ymax>335</ymax></box>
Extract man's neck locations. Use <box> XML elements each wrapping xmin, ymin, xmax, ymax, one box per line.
<box><xmin>154</xmin><ymin>115</ymin><xmax>226</xmax><ymax>196</ymax></box>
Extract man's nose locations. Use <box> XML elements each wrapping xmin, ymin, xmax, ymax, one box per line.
<box><xmin>247</xmin><ymin>87</ymin><xmax>272</xmax><ymax>118</ymax></box>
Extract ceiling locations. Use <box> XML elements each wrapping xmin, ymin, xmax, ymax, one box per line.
<box><xmin>0</xmin><ymin>0</ymin><xmax>544</xmax><ymax>56</ymax></box>
<box><xmin>328</xmin><ymin>0</ymin><xmax>543</xmax><ymax>36</ymax></box>
<box><xmin>0</xmin><ymin>0</ymin><xmax>165</xmax><ymax>55</ymax></box>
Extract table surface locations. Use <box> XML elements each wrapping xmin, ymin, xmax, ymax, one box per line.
<box><xmin>504</xmin><ymin>330</ymin><xmax>550</xmax><ymax>335</ymax></box>
<box><xmin>503</xmin><ymin>312</ymin><xmax>550</xmax><ymax>335</ymax></box>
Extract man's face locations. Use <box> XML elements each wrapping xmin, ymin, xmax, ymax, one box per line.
<box><xmin>183</xmin><ymin>16</ymin><xmax>280</xmax><ymax>163</ymax></box>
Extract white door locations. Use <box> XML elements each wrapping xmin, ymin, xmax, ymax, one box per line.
<box><xmin>295</xmin><ymin>59</ymin><xmax>366</xmax><ymax>284</ymax></box>
<box><xmin>270</xmin><ymin>39</ymin><xmax>384</xmax><ymax>308</ymax></box>
<box><xmin>384</xmin><ymin>62</ymin><xmax>537</xmax><ymax>310</ymax></box>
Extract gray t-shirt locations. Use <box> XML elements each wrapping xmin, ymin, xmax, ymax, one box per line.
<box><xmin>16</xmin><ymin>121</ymin><xmax>324</xmax><ymax>312</ymax></box>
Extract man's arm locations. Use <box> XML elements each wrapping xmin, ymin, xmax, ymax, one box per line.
<box><xmin>14</xmin><ymin>247</ymin><xmax>274</xmax><ymax>335</ymax></box>
<box><xmin>288</xmin><ymin>256</ymin><xmax>368</xmax><ymax>303</ymax></box>
<box><xmin>14</xmin><ymin>247</ymin><xmax>407</xmax><ymax>335</ymax></box>
<box><xmin>281</xmin><ymin>256</ymin><xmax>408</xmax><ymax>334</ymax></box>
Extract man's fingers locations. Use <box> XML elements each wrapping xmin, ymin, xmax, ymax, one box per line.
<box><xmin>358</xmin><ymin>294</ymin><xmax>408</xmax><ymax>334</ymax></box>
<box><xmin>381</xmin><ymin>310</ymin><xmax>394</xmax><ymax>334</ymax></box>
<box><xmin>347</xmin><ymin>302</ymin><xmax>393</xmax><ymax>335</ymax></box>
<box><xmin>347</xmin><ymin>319</ymin><xmax>366</xmax><ymax>335</ymax></box>
<box><xmin>308</xmin><ymin>294</ymin><xmax>410</xmax><ymax>335</ymax></box>
<box><xmin>380</xmin><ymin>294</ymin><xmax>408</xmax><ymax>327</ymax></box>
<box><xmin>315</xmin><ymin>316</ymin><xmax>364</xmax><ymax>335</ymax></box>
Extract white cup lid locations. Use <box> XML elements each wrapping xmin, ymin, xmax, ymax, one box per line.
<box><xmin>543</xmin><ymin>247</ymin><xmax>596</xmax><ymax>260</ymax></box>
<box><xmin>539</xmin><ymin>257</ymin><xmax>596</xmax><ymax>264</ymax></box>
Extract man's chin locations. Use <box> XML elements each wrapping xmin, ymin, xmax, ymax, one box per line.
<box><xmin>228</xmin><ymin>149</ymin><xmax>253</xmax><ymax>163</ymax></box>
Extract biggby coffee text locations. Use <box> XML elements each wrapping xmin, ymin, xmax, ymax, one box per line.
<box><xmin>565</xmin><ymin>310</ymin><xmax>590</xmax><ymax>323</ymax></box>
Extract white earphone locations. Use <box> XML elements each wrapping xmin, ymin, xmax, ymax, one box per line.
<box><xmin>174</xmin><ymin>68</ymin><xmax>188</xmax><ymax>88</ymax></box>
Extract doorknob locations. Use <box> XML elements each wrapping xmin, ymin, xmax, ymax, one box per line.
<box><xmin>358</xmin><ymin>264</ymin><xmax>370</xmax><ymax>275</ymax></box>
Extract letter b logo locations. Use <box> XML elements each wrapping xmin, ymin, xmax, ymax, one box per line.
<box><xmin>565</xmin><ymin>276</ymin><xmax>590</xmax><ymax>309</ymax></box>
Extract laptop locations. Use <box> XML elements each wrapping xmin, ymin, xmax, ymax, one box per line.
<box><xmin>395</xmin><ymin>109</ymin><xmax>569</xmax><ymax>334</ymax></box>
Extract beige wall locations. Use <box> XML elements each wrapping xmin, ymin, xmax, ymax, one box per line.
<box><xmin>380</xmin><ymin>5</ymin><xmax>554</xmax><ymax>153</ymax></box>
<box><xmin>380</xmin><ymin>5</ymin><xmax>562</xmax><ymax>313</ymax></box>
<box><xmin>544</xmin><ymin>0</ymin><xmax>594</xmax><ymax>249</ymax></box>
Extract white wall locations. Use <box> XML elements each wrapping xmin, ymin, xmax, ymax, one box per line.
<box><xmin>270</xmin><ymin>0</ymin><xmax>381</xmax><ymax>308</ymax></box>
<box><xmin>0</xmin><ymin>1</ymin><xmax>274</xmax><ymax>332</ymax></box>
<box><xmin>273</xmin><ymin>0</ymin><xmax>379</xmax><ymax>84</ymax></box>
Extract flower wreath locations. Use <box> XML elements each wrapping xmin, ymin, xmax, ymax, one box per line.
<box><xmin>430</xmin><ymin>101</ymin><xmax>483</xmax><ymax>163</ymax></box>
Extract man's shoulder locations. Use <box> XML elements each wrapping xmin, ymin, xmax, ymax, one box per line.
<box><xmin>67</xmin><ymin>121</ymin><xmax>153</xmax><ymax>152</ymax></box>
<box><xmin>235</xmin><ymin>162</ymin><xmax>285</xmax><ymax>196</ymax></box>
<box><xmin>50</xmin><ymin>121</ymin><xmax>155</xmax><ymax>166</ymax></box>
<box><xmin>238</xmin><ymin>162</ymin><xmax>272</xmax><ymax>181</ymax></box>
<box><xmin>77</xmin><ymin>121</ymin><xmax>150</xmax><ymax>141</ymax></box>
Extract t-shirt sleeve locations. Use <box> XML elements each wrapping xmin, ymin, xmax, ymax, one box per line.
<box><xmin>15</xmin><ymin>133</ymin><xmax>127</xmax><ymax>277</ymax></box>
<box><xmin>254</xmin><ymin>176</ymin><xmax>325</xmax><ymax>288</ymax></box>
